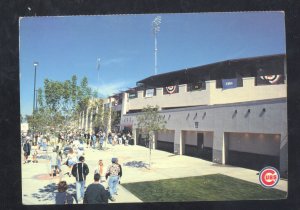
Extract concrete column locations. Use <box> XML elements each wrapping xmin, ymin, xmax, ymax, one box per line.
<box><xmin>280</xmin><ymin>132</ymin><xmax>288</xmax><ymax>177</ymax></box>
<box><xmin>107</xmin><ymin>98</ymin><xmax>112</xmax><ymax>134</ymax></box>
<box><xmin>85</xmin><ymin>108</ymin><xmax>89</xmax><ymax>133</ymax></box>
<box><xmin>212</xmin><ymin>131</ymin><xmax>224</xmax><ymax>164</ymax></box>
<box><xmin>242</xmin><ymin>77</ymin><xmax>255</xmax><ymax>88</ymax></box>
<box><xmin>89</xmin><ymin>108</ymin><xmax>93</xmax><ymax>134</ymax></box>
<box><xmin>156</xmin><ymin>87</ymin><xmax>163</xmax><ymax>96</ymax></box>
<box><xmin>78</xmin><ymin>112</ymin><xmax>81</xmax><ymax>129</ymax></box>
<box><xmin>121</xmin><ymin>92</ymin><xmax>128</xmax><ymax>115</ymax></box>
<box><xmin>222</xmin><ymin>133</ymin><xmax>229</xmax><ymax>165</ymax></box>
<box><xmin>179</xmin><ymin>84</ymin><xmax>187</xmax><ymax>93</ymax></box>
<box><xmin>174</xmin><ymin>129</ymin><xmax>182</xmax><ymax>155</ymax></box>
<box><xmin>205</xmin><ymin>80</ymin><xmax>216</xmax><ymax>105</ymax></box>
<box><xmin>81</xmin><ymin>111</ymin><xmax>85</xmax><ymax>130</ymax></box>
<box><xmin>80</xmin><ymin>112</ymin><xmax>83</xmax><ymax>129</ymax></box>
<box><xmin>132</xmin><ymin>128</ymin><xmax>137</xmax><ymax>145</ymax></box>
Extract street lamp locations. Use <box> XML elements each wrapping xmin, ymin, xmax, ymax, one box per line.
<box><xmin>32</xmin><ymin>61</ymin><xmax>38</xmax><ymax>144</ymax></box>
<box><xmin>97</xmin><ymin>58</ymin><xmax>100</xmax><ymax>96</ymax></box>
<box><xmin>33</xmin><ymin>62</ymin><xmax>38</xmax><ymax>113</ymax></box>
<box><xmin>152</xmin><ymin>16</ymin><xmax>162</xmax><ymax>75</ymax></box>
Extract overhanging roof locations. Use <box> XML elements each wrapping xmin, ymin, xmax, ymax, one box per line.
<box><xmin>137</xmin><ymin>54</ymin><xmax>285</xmax><ymax>87</ymax></box>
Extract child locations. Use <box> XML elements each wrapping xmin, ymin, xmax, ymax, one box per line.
<box><xmin>94</xmin><ymin>159</ymin><xmax>105</xmax><ymax>182</ymax></box>
<box><xmin>56</xmin><ymin>151</ymin><xmax>62</xmax><ymax>174</ymax></box>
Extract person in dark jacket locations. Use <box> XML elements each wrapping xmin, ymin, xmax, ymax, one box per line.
<box><xmin>23</xmin><ymin>140</ymin><xmax>31</xmax><ymax>164</ymax></box>
<box><xmin>55</xmin><ymin>181</ymin><xmax>74</xmax><ymax>204</ymax></box>
<box><xmin>71</xmin><ymin>156</ymin><xmax>89</xmax><ymax>203</ymax></box>
<box><xmin>83</xmin><ymin>173</ymin><xmax>109</xmax><ymax>204</ymax></box>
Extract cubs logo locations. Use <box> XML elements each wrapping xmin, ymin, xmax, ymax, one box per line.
<box><xmin>166</xmin><ymin>86</ymin><xmax>176</xmax><ymax>94</ymax></box>
<box><xmin>259</xmin><ymin>166</ymin><xmax>280</xmax><ymax>188</ymax></box>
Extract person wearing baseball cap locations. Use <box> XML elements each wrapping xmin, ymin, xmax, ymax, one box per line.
<box><xmin>105</xmin><ymin>157</ymin><xmax>120</xmax><ymax>201</ymax></box>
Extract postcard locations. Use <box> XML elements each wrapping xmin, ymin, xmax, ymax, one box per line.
<box><xmin>19</xmin><ymin>12</ymin><xmax>287</xmax><ymax>205</ymax></box>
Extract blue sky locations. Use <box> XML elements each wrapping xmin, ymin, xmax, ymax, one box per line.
<box><xmin>20</xmin><ymin>12</ymin><xmax>286</xmax><ymax>116</ymax></box>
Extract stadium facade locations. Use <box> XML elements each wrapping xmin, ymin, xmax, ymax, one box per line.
<box><xmin>79</xmin><ymin>54</ymin><xmax>287</xmax><ymax>176</ymax></box>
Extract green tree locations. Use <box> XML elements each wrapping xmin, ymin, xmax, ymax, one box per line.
<box><xmin>37</xmin><ymin>88</ymin><xmax>44</xmax><ymax>110</ymax></box>
<box><xmin>26</xmin><ymin>74</ymin><xmax>95</xmax><ymax>137</ymax></box>
<box><xmin>111</xmin><ymin>110</ymin><xmax>121</xmax><ymax>132</ymax></box>
<box><xmin>136</xmin><ymin>105</ymin><xmax>166</xmax><ymax>168</ymax></box>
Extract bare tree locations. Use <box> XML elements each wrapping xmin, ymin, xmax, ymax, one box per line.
<box><xmin>136</xmin><ymin>105</ymin><xmax>166</xmax><ymax>168</ymax></box>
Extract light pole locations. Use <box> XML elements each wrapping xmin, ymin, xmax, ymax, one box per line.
<box><xmin>97</xmin><ymin>58</ymin><xmax>100</xmax><ymax>96</ymax></box>
<box><xmin>152</xmin><ymin>16</ymin><xmax>162</xmax><ymax>75</ymax></box>
<box><xmin>35</xmin><ymin>90</ymin><xmax>38</xmax><ymax>111</ymax></box>
<box><xmin>33</xmin><ymin>62</ymin><xmax>38</xmax><ymax>113</ymax></box>
<box><xmin>32</xmin><ymin>61</ymin><xmax>38</xmax><ymax>143</ymax></box>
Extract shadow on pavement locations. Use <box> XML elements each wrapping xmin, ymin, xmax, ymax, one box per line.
<box><xmin>123</xmin><ymin>161</ymin><xmax>147</xmax><ymax>168</ymax></box>
<box><xmin>32</xmin><ymin>183</ymin><xmax>77</xmax><ymax>203</ymax></box>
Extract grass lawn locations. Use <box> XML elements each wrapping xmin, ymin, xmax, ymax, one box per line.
<box><xmin>122</xmin><ymin>174</ymin><xmax>287</xmax><ymax>202</ymax></box>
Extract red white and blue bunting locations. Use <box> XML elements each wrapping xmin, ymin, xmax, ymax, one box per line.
<box><xmin>166</xmin><ymin>86</ymin><xmax>176</xmax><ymax>94</ymax></box>
<box><xmin>260</xmin><ymin>75</ymin><xmax>282</xmax><ymax>84</ymax></box>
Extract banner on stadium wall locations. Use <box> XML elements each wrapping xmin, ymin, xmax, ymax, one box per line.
<box><xmin>258</xmin><ymin>74</ymin><xmax>283</xmax><ymax>85</ymax></box>
<box><xmin>189</xmin><ymin>82</ymin><xmax>204</xmax><ymax>91</ymax></box>
<box><xmin>165</xmin><ymin>85</ymin><xmax>177</xmax><ymax>94</ymax></box>
<box><xmin>145</xmin><ymin>89</ymin><xmax>154</xmax><ymax>97</ymax></box>
<box><xmin>128</xmin><ymin>92</ymin><xmax>137</xmax><ymax>99</ymax></box>
<box><xmin>222</xmin><ymin>78</ymin><xmax>237</xmax><ymax>89</ymax></box>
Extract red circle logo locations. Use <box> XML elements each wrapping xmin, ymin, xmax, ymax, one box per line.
<box><xmin>259</xmin><ymin>167</ymin><xmax>280</xmax><ymax>188</ymax></box>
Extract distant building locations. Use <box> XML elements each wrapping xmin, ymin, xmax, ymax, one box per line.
<box><xmin>21</xmin><ymin>123</ymin><xmax>29</xmax><ymax>134</ymax></box>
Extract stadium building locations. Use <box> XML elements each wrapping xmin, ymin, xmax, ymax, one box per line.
<box><xmin>80</xmin><ymin>54</ymin><xmax>288</xmax><ymax>176</ymax></box>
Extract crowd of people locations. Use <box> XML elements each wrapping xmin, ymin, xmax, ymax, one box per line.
<box><xmin>84</xmin><ymin>131</ymin><xmax>133</xmax><ymax>149</ymax></box>
<box><xmin>21</xmin><ymin>131</ymin><xmax>125</xmax><ymax>204</ymax></box>
<box><xmin>56</xmin><ymin>156</ymin><xmax>123</xmax><ymax>204</ymax></box>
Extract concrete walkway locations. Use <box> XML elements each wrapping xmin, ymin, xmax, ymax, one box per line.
<box><xmin>22</xmin><ymin>144</ymin><xmax>287</xmax><ymax>205</ymax></box>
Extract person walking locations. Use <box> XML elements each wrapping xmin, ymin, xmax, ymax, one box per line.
<box><xmin>99</xmin><ymin>134</ymin><xmax>104</xmax><ymax>150</ymax></box>
<box><xmin>115</xmin><ymin>158</ymin><xmax>122</xmax><ymax>195</ymax></box>
<box><xmin>83</xmin><ymin>173</ymin><xmax>109</xmax><ymax>204</ymax></box>
<box><xmin>57</xmin><ymin>151</ymin><xmax>62</xmax><ymax>173</ymax></box>
<box><xmin>49</xmin><ymin>149</ymin><xmax>58</xmax><ymax>177</ymax></box>
<box><xmin>118</xmin><ymin>133</ymin><xmax>122</xmax><ymax>145</ymax></box>
<box><xmin>108</xmin><ymin>133</ymin><xmax>112</xmax><ymax>144</ymax></box>
<box><xmin>71</xmin><ymin>156</ymin><xmax>89</xmax><ymax>203</ymax></box>
<box><xmin>113</xmin><ymin>133</ymin><xmax>118</xmax><ymax>146</ymax></box>
<box><xmin>23</xmin><ymin>140</ymin><xmax>31</xmax><ymax>164</ymax></box>
<box><xmin>86</xmin><ymin>134</ymin><xmax>90</xmax><ymax>148</ymax></box>
<box><xmin>64</xmin><ymin>148</ymin><xmax>77</xmax><ymax>177</ymax></box>
<box><xmin>91</xmin><ymin>134</ymin><xmax>96</xmax><ymax>149</ymax></box>
<box><xmin>42</xmin><ymin>136</ymin><xmax>47</xmax><ymax>151</ymax></box>
<box><xmin>122</xmin><ymin>134</ymin><xmax>126</xmax><ymax>145</ymax></box>
<box><xmin>106</xmin><ymin>158</ymin><xmax>120</xmax><ymax>201</ymax></box>
<box><xmin>55</xmin><ymin>181</ymin><xmax>74</xmax><ymax>204</ymax></box>
<box><xmin>32</xmin><ymin>144</ymin><xmax>38</xmax><ymax>163</ymax></box>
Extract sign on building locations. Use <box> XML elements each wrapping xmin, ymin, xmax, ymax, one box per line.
<box><xmin>222</xmin><ymin>78</ymin><xmax>238</xmax><ymax>89</ymax></box>
<box><xmin>128</xmin><ymin>92</ymin><xmax>137</xmax><ymax>99</ymax></box>
<box><xmin>145</xmin><ymin>89</ymin><xmax>155</xmax><ymax>97</ymax></box>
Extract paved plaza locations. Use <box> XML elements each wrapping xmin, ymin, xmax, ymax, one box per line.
<box><xmin>22</xmin><ymin>143</ymin><xmax>287</xmax><ymax>205</ymax></box>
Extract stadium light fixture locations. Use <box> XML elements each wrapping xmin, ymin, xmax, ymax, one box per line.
<box><xmin>152</xmin><ymin>16</ymin><xmax>162</xmax><ymax>75</ymax></box>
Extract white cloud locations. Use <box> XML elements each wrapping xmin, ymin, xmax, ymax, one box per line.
<box><xmin>91</xmin><ymin>81</ymin><xmax>132</xmax><ymax>97</ymax></box>
<box><xmin>102</xmin><ymin>57</ymin><xmax>128</xmax><ymax>66</ymax></box>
